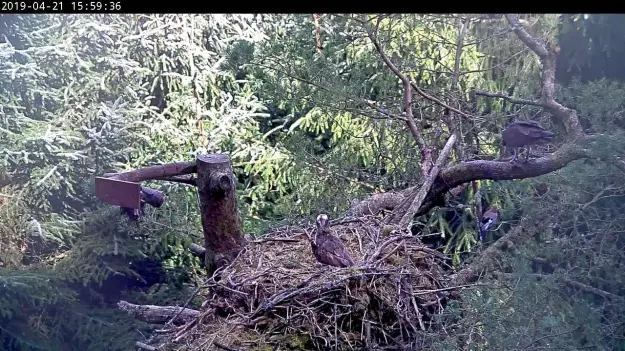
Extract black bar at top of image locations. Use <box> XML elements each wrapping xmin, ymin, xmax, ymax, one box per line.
<box><xmin>6</xmin><ymin>2</ymin><xmax>602</xmax><ymax>16</ymax></box>
<box><xmin>0</xmin><ymin>0</ymin><xmax>434</xmax><ymax>14</ymax></box>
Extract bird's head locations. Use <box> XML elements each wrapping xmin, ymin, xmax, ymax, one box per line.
<box><xmin>316</xmin><ymin>214</ymin><xmax>329</xmax><ymax>231</ymax></box>
<box><xmin>489</xmin><ymin>205</ymin><xmax>499</xmax><ymax>213</ymax></box>
<box><xmin>312</xmin><ymin>214</ymin><xmax>330</xmax><ymax>246</ymax></box>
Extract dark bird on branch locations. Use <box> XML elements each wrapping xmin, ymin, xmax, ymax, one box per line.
<box><xmin>310</xmin><ymin>214</ymin><xmax>354</xmax><ymax>268</ymax></box>
<box><xmin>501</xmin><ymin>121</ymin><xmax>554</xmax><ymax>162</ymax></box>
<box><xmin>479</xmin><ymin>206</ymin><xmax>499</xmax><ymax>241</ymax></box>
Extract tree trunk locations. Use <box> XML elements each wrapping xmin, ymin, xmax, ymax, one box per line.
<box><xmin>196</xmin><ymin>154</ymin><xmax>246</xmax><ymax>271</ymax></box>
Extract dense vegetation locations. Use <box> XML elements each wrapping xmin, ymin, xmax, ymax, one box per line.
<box><xmin>0</xmin><ymin>13</ymin><xmax>624</xmax><ymax>350</ymax></box>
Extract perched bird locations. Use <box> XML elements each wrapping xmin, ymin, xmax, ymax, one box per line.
<box><xmin>479</xmin><ymin>206</ymin><xmax>499</xmax><ymax>241</ymax></box>
<box><xmin>501</xmin><ymin>121</ymin><xmax>554</xmax><ymax>162</ymax></box>
<box><xmin>310</xmin><ymin>214</ymin><xmax>354</xmax><ymax>268</ymax></box>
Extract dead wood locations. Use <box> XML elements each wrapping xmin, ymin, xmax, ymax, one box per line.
<box><xmin>396</xmin><ymin>134</ymin><xmax>457</xmax><ymax>228</ymax></box>
<box><xmin>143</xmin><ymin>218</ymin><xmax>462</xmax><ymax>350</ymax></box>
<box><xmin>103</xmin><ymin>161</ymin><xmax>197</xmax><ymax>183</ymax></box>
<box><xmin>366</xmin><ymin>20</ymin><xmax>432</xmax><ymax>176</ymax></box>
<box><xmin>196</xmin><ymin>154</ymin><xmax>246</xmax><ymax>271</ymax></box>
<box><xmin>117</xmin><ymin>300</ymin><xmax>200</xmax><ymax>324</ymax></box>
<box><xmin>494</xmin><ymin>272</ymin><xmax>623</xmax><ymax>301</ymax></box>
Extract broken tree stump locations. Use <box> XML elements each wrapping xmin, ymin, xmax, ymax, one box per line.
<box><xmin>196</xmin><ymin>154</ymin><xmax>246</xmax><ymax>271</ymax></box>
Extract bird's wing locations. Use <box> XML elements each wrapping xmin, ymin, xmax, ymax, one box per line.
<box><xmin>514</xmin><ymin>121</ymin><xmax>545</xmax><ymax>130</ymax></box>
<box><xmin>325</xmin><ymin>238</ymin><xmax>354</xmax><ymax>266</ymax></box>
<box><xmin>483</xmin><ymin>210</ymin><xmax>498</xmax><ymax>220</ymax></box>
<box><xmin>481</xmin><ymin>217</ymin><xmax>495</xmax><ymax>231</ymax></box>
<box><xmin>525</xmin><ymin>127</ymin><xmax>551</xmax><ymax>138</ymax></box>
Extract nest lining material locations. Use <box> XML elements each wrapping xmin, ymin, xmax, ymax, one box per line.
<box><xmin>170</xmin><ymin>217</ymin><xmax>454</xmax><ymax>350</ymax></box>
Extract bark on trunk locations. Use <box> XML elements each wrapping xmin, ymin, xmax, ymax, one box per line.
<box><xmin>196</xmin><ymin>154</ymin><xmax>246</xmax><ymax>271</ymax></box>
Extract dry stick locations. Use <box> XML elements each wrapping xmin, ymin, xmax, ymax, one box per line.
<box><xmin>135</xmin><ymin>342</ymin><xmax>157</xmax><ymax>351</ymax></box>
<box><xmin>398</xmin><ymin>134</ymin><xmax>457</xmax><ymax>229</ymax></box>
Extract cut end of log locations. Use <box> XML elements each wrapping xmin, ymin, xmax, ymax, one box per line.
<box><xmin>196</xmin><ymin>153</ymin><xmax>231</xmax><ymax>165</ymax></box>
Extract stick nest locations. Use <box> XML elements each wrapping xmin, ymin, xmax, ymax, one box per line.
<box><xmin>168</xmin><ymin>217</ymin><xmax>455</xmax><ymax>350</ymax></box>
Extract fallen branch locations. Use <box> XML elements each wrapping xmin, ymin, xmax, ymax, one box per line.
<box><xmin>117</xmin><ymin>300</ymin><xmax>200</xmax><ymax>324</ymax></box>
<box><xmin>562</xmin><ymin>277</ymin><xmax>623</xmax><ymax>301</ymax></box>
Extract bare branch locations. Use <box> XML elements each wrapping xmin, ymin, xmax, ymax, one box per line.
<box><xmin>505</xmin><ymin>14</ymin><xmax>584</xmax><ymax>138</ymax></box>
<box><xmin>312</xmin><ymin>14</ymin><xmax>323</xmax><ymax>55</ymax></box>
<box><xmin>365</xmin><ymin>19</ymin><xmax>432</xmax><ymax>174</ymax></box>
<box><xmin>473</xmin><ymin>88</ymin><xmax>546</xmax><ymax>107</ymax></box>
<box><xmin>398</xmin><ymin>134</ymin><xmax>457</xmax><ymax>228</ymax></box>
<box><xmin>386</xmin><ymin>141</ymin><xmax>589</xmax><ymax>222</ymax></box>
<box><xmin>117</xmin><ymin>300</ymin><xmax>200</xmax><ymax>324</ymax></box>
<box><xmin>429</xmin><ymin>142</ymin><xmax>588</xmax><ymax>200</ymax></box>
<box><xmin>451</xmin><ymin>18</ymin><xmax>467</xmax><ymax>89</ymax></box>
<box><xmin>410</xmin><ymin>81</ymin><xmax>472</xmax><ymax>120</ymax></box>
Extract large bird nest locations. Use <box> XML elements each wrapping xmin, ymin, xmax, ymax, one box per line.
<box><xmin>163</xmin><ymin>217</ymin><xmax>457</xmax><ymax>350</ymax></box>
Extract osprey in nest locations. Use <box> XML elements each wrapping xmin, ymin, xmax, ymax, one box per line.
<box><xmin>501</xmin><ymin>121</ymin><xmax>554</xmax><ymax>162</ymax></box>
<box><xmin>310</xmin><ymin>214</ymin><xmax>354</xmax><ymax>268</ymax></box>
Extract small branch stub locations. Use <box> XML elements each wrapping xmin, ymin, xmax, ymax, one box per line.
<box><xmin>196</xmin><ymin>154</ymin><xmax>246</xmax><ymax>271</ymax></box>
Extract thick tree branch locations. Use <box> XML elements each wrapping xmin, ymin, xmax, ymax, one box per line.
<box><xmin>350</xmin><ymin>141</ymin><xmax>590</xmax><ymax>219</ymax></box>
<box><xmin>430</xmin><ymin>143</ymin><xmax>588</xmax><ymax>196</ymax></box>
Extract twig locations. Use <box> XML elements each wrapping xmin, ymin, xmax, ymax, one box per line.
<box><xmin>473</xmin><ymin>88</ymin><xmax>546</xmax><ymax>107</ymax></box>
<box><xmin>135</xmin><ymin>341</ymin><xmax>157</xmax><ymax>351</ymax></box>
<box><xmin>214</xmin><ymin>341</ymin><xmax>242</xmax><ymax>351</ymax></box>
<box><xmin>249</xmin><ymin>237</ymin><xmax>302</xmax><ymax>244</ymax></box>
<box><xmin>366</xmin><ymin>234</ymin><xmax>411</xmax><ymax>262</ymax></box>
<box><xmin>579</xmin><ymin>185</ymin><xmax>617</xmax><ymax>211</ymax></box>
